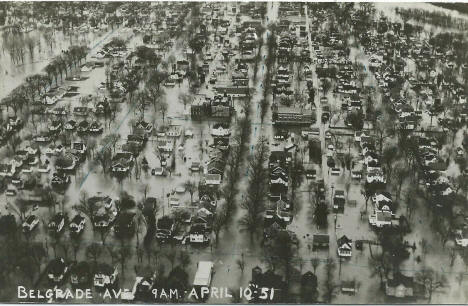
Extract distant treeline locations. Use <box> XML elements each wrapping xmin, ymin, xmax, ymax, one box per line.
<box><xmin>396</xmin><ymin>7</ymin><xmax>468</xmax><ymax>30</ymax></box>
<box><xmin>430</xmin><ymin>3</ymin><xmax>468</xmax><ymax>15</ymax></box>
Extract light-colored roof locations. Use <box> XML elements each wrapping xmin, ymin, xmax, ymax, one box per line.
<box><xmin>193</xmin><ymin>261</ymin><xmax>213</xmax><ymax>286</ymax></box>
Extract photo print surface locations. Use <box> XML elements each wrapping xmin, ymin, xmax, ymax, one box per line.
<box><xmin>0</xmin><ymin>1</ymin><xmax>467</xmax><ymax>304</ymax></box>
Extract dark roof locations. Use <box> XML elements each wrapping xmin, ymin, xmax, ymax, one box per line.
<box><xmin>337</xmin><ymin>235</ymin><xmax>352</xmax><ymax>246</ymax></box>
<box><xmin>313</xmin><ymin>234</ymin><xmax>330</xmax><ymax>244</ymax></box>
<box><xmin>387</xmin><ymin>272</ymin><xmax>414</xmax><ymax>288</ymax></box>
<box><xmin>157</xmin><ymin>216</ymin><xmax>174</xmax><ymax>230</ymax></box>
<box><xmin>70</xmin><ymin>261</ymin><xmax>90</xmax><ymax>277</ymax></box>
<box><xmin>49</xmin><ymin>258</ymin><xmax>67</xmax><ymax>275</ymax></box>
<box><xmin>71</xmin><ymin>214</ymin><xmax>85</xmax><ymax>225</ymax></box>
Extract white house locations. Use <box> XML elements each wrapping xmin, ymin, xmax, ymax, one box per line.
<box><xmin>337</xmin><ymin>235</ymin><xmax>352</xmax><ymax>258</ymax></box>
<box><xmin>455</xmin><ymin>229</ymin><xmax>468</xmax><ymax>247</ymax></box>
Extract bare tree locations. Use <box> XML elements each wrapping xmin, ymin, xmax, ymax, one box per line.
<box><xmin>86</xmin><ymin>242</ymin><xmax>103</xmax><ymax>265</ymax></box>
<box><xmin>416</xmin><ymin>267</ymin><xmax>446</xmax><ymax>302</ymax></box>
<box><xmin>311</xmin><ymin>257</ymin><xmax>320</xmax><ymax>274</ymax></box>
<box><xmin>323</xmin><ymin>257</ymin><xmax>338</xmax><ymax>303</ymax></box>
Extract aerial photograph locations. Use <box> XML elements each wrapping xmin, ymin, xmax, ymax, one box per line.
<box><xmin>0</xmin><ymin>1</ymin><xmax>467</xmax><ymax>304</ymax></box>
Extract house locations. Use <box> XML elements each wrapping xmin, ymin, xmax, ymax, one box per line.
<box><xmin>94</xmin><ymin>207</ymin><xmax>117</xmax><ymax>228</ymax></box>
<box><xmin>312</xmin><ymin>234</ymin><xmax>330</xmax><ymax>250</ymax></box>
<box><xmin>70</xmin><ymin>261</ymin><xmax>91</xmax><ymax>286</ymax></box>
<box><xmin>112</xmin><ymin>152</ymin><xmax>134</xmax><ymax>173</ymax></box>
<box><xmin>55</xmin><ymin>153</ymin><xmax>77</xmax><ymax>171</ymax></box>
<box><xmin>133</xmin><ymin>121</ymin><xmax>153</xmax><ymax>138</ymax></box>
<box><xmin>49</xmin><ymin>120</ymin><xmax>63</xmax><ymax>132</ymax></box>
<box><xmin>369</xmin><ymin>211</ymin><xmax>393</xmax><ymax>228</ymax></box>
<box><xmin>190</xmin><ymin>161</ymin><xmax>201</xmax><ymax>172</ymax></box>
<box><xmin>249</xmin><ymin>266</ymin><xmax>286</xmax><ymax>303</ymax></box>
<box><xmin>65</xmin><ymin>120</ymin><xmax>77</xmax><ymax>131</ymax></box>
<box><xmin>166</xmin><ymin>125</ymin><xmax>181</xmax><ymax>137</ymax></box>
<box><xmin>95</xmin><ymin>101</ymin><xmax>110</xmax><ymax>115</ymax></box>
<box><xmin>206</xmin><ymin>158</ymin><xmax>225</xmax><ymax>176</ymax></box>
<box><xmin>0</xmin><ymin>163</ymin><xmax>16</xmax><ymax>177</ymax></box>
<box><xmin>455</xmin><ymin>229</ymin><xmax>468</xmax><ymax>247</ymax></box>
<box><xmin>372</xmin><ymin>191</ymin><xmax>395</xmax><ymax>214</ymax></box>
<box><xmin>69</xmin><ymin>214</ymin><xmax>86</xmax><ymax>235</ymax></box>
<box><xmin>337</xmin><ymin>235</ymin><xmax>352</xmax><ymax>258</ymax></box>
<box><xmin>126</xmin><ymin>273</ymin><xmax>156</xmax><ymax>302</ymax></box>
<box><xmin>366</xmin><ymin>169</ymin><xmax>386</xmax><ymax>184</ymax></box>
<box><xmin>301</xmin><ymin>272</ymin><xmax>318</xmax><ymax>302</ymax></box>
<box><xmin>204</xmin><ymin>173</ymin><xmax>222</xmax><ymax>185</ymax></box>
<box><xmin>189</xmin><ymin>223</ymin><xmax>210</xmax><ymax>245</ymax></box>
<box><xmin>48</xmin><ymin>212</ymin><xmax>67</xmax><ymax>233</ymax></box>
<box><xmin>94</xmin><ymin>263</ymin><xmax>118</xmax><ymax>289</ymax></box>
<box><xmin>157</xmin><ymin>139</ymin><xmax>174</xmax><ymax>152</ymax></box>
<box><xmin>89</xmin><ymin>194</ymin><xmax>115</xmax><ymax>210</ymax></box>
<box><xmin>156</xmin><ymin>216</ymin><xmax>174</xmax><ymax>241</ymax></box>
<box><xmin>88</xmin><ymin>121</ymin><xmax>103</xmax><ymax>134</ymax></box>
<box><xmin>211</xmin><ymin>123</ymin><xmax>231</xmax><ymax>137</ymax></box>
<box><xmin>48</xmin><ymin>258</ymin><xmax>68</xmax><ymax>283</ymax></box>
<box><xmin>341</xmin><ymin>280</ymin><xmax>356</xmax><ymax>295</ymax></box>
<box><xmin>276</xmin><ymin>199</ymin><xmax>292</xmax><ymax>223</ymax></box>
<box><xmin>72</xmin><ymin>142</ymin><xmax>87</xmax><ymax>155</ymax></box>
<box><xmin>385</xmin><ymin>272</ymin><xmax>414</xmax><ymax>298</ymax></box>
<box><xmin>77</xmin><ymin>120</ymin><xmax>89</xmax><ymax>133</ymax></box>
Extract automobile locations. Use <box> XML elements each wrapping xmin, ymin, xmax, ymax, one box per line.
<box><xmin>190</xmin><ymin>162</ymin><xmax>200</xmax><ymax>172</ymax></box>
<box><xmin>22</xmin><ymin>215</ymin><xmax>40</xmax><ymax>233</ymax></box>
<box><xmin>151</xmin><ymin>167</ymin><xmax>165</xmax><ymax>176</ymax></box>
<box><xmin>265</xmin><ymin>210</ymin><xmax>275</xmax><ymax>220</ymax></box>
<box><xmin>175</xmin><ymin>186</ymin><xmax>186</xmax><ymax>193</ymax></box>
<box><xmin>185</xmin><ymin>129</ymin><xmax>194</xmax><ymax>138</ymax></box>
<box><xmin>325</xmin><ymin>130</ymin><xmax>332</xmax><ymax>140</ymax></box>
<box><xmin>97</xmin><ymin>82</ymin><xmax>107</xmax><ymax>90</ymax></box>
<box><xmin>321</xmin><ymin>112</ymin><xmax>330</xmax><ymax>123</ymax></box>
<box><xmin>22</xmin><ymin>166</ymin><xmax>33</xmax><ymax>173</ymax></box>
<box><xmin>305</xmin><ymin>169</ymin><xmax>317</xmax><ymax>180</ymax></box>
<box><xmin>327</xmin><ymin>157</ymin><xmax>336</xmax><ymax>168</ymax></box>
<box><xmin>209</xmin><ymin>74</ymin><xmax>217</xmax><ymax>84</ymax></box>
<box><xmin>5</xmin><ymin>186</ymin><xmax>17</xmax><ymax>196</ymax></box>
<box><xmin>456</xmin><ymin>147</ymin><xmax>464</xmax><ymax>157</ymax></box>
<box><xmin>169</xmin><ymin>197</ymin><xmax>180</xmax><ymax>207</ymax></box>
<box><xmin>205</xmin><ymin>53</ymin><xmax>213</xmax><ymax>61</ymax></box>
<box><xmin>301</xmin><ymin>128</ymin><xmax>319</xmax><ymax>138</ymax></box>
<box><xmin>351</xmin><ymin>170</ymin><xmax>362</xmax><ymax>180</ymax></box>
<box><xmin>164</xmin><ymin>79</ymin><xmax>176</xmax><ymax>87</ymax></box>
<box><xmin>330</xmin><ymin>167</ymin><xmax>341</xmax><ymax>176</ymax></box>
